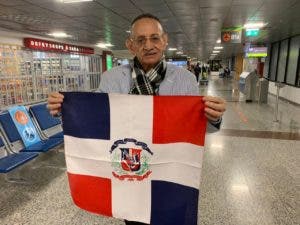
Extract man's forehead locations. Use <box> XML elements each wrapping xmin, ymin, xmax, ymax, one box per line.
<box><xmin>131</xmin><ymin>18</ymin><xmax>163</xmax><ymax>36</ymax></box>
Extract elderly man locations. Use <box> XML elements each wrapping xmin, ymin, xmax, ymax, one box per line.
<box><xmin>48</xmin><ymin>13</ymin><xmax>226</xmax><ymax>225</ymax></box>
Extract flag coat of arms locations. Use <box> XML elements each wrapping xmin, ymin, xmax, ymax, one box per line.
<box><xmin>62</xmin><ymin>92</ymin><xmax>207</xmax><ymax>225</ymax></box>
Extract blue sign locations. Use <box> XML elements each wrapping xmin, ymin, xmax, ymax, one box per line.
<box><xmin>8</xmin><ymin>106</ymin><xmax>41</xmax><ymax>147</ymax></box>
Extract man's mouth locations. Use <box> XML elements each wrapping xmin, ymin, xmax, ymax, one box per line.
<box><xmin>144</xmin><ymin>52</ymin><xmax>157</xmax><ymax>56</ymax></box>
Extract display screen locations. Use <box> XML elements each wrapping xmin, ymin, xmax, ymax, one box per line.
<box><xmin>245</xmin><ymin>47</ymin><xmax>268</xmax><ymax>58</ymax></box>
<box><xmin>168</xmin><ymin>60</ymin><xmax>187</xmax><ymax>68</ymax></box>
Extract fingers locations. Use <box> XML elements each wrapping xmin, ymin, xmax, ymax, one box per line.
<box><xmin>204</xmin><ymin>108</ymin><xmax>223</xmax><ymax>121</ymax></box>
<box><xmin>203</xmin><ymin>96</ymin><xmax>226</xmax><ymax>121</ymax></box>
<box><xmin>48</xmin><ymin>92</ymin><xmax>64</xmax><ymax>104</ymax></box>
<box><xmin>47</xmin><ymin>92</ymin><xmax>64</xmax><ymax>115</ymax></box>
<box><xmin>203</xmin><ymin>96</ymin><xmax>225</xmax><ymax>104</ymax></box>
<box><xmin>49</xmin><ymin>109</ymin><xmax>59</xmax><ymax>116</ymax></box>
<box><xmin>205</xmin><ymin>101</ymin><xmax>226</xmax><ymax>112</ymax></box>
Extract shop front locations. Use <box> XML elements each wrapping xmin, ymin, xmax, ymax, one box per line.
<box><xmin>0</xmin><ymin>38</ymin><xmax>102</xmax><ymax>109</ymax></box>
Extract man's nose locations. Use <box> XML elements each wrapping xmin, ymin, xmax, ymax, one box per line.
<box><xmin>143</xmin><ymin>38</ymin><xmax>153</xmax><ymax>50</ymax></box>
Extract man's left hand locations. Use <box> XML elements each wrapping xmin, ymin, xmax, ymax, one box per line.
<box><xmin>203</xmin><ymin>96</ymin><xmax>226</xmax><ymax>122</ymax></box>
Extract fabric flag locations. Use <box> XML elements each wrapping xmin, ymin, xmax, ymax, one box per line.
<box><xmin>62</xmin><ymin>92</ymin><xmax>207</xmax><ymax>225</ymax></box>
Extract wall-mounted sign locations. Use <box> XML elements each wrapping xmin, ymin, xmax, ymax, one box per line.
<box><xmin>24</xmin><ymin>38</ymin><xmax>94</xmax><ymax>54</ymax></box>
<box><xmin>106</xmin><ymin>54</ymin><xmax>113</xmax><ymax>70</ymax></box>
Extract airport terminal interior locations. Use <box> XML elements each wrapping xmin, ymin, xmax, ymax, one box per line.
<box><xmin>0</xmin><ymin>0</ymin><xmax>299</xmax><ymax>225</ymax></box>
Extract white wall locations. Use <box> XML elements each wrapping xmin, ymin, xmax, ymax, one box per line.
<box><xmin>269</xmin><ymin>82</ymin><xmax>300</xmax><ymax>104</ymax></box>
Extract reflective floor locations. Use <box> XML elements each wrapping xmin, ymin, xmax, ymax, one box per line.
<box><xmin>0</xmin><ymin>74</ymin><xmax>299</xmax><ymax>225</ymax></box>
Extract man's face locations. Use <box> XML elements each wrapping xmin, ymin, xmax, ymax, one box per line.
<box><xmin>126</xmin><ymin>18</ymin><xmax>168</xmax><ymax>71</ymax></box>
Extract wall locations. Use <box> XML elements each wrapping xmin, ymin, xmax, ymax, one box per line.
<box><xmin>235</xmin><ymin>53</ymin><xmax>243</xmax><ymax>80</ymax></box>
<box><xmin>268</xmin><ymin>82</ymin><xmax>300</xmax><ymax>104</ymax></box>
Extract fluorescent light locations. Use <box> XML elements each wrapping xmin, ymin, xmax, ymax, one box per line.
<box><xmin>61</xmin><ymin>0</ymin><xmax>93</xmax><ymax>3</ymax></box>
<box><xmin>48</xmin><ymin>32</ymin><xmax>71</xmax><ymax>38</ymax></box>
<box><xmin>244</xmin><ymin>22</ymin><xmax>266</xmax><ymax>29</ymax></box>
<box><xmin>96</xmin><ymin>43</ymin><xmax>113</xmax><ymax>48</ymax></box>
<box><xmin>176</xmin><ymin>51</ymin><xmax>183</xmax><ymax>55</ymax></box>
<box><xmin>168</xmin><ymin>47</ymin><xmax>177</xmax><ymax>51</ymax></box>
<box><xmin>211</xmin><ymin>144</ymin><xmax>223</xmax><ymax>148</ymax></box>
<box><xmin>216</xmin><ymin>39</ymin><xmax>221</xmax><ymax>43</ymax></box>
<box><xmin>231</xmin><ymin>184</ymin><xmax>249</xmax><ymax>192</ymax></box>
<box><xmin>126</xmin><ymin>30</ymin><xmax>131</xmax><ymax>33</ymax></box>
<box><xmin>213</xmin><ymin>50</ymin><xmax>220</xmax><ymax>53</ymax></box>
<box><xmin>214</xmin><ymin>46</ymin><xmax>223</xmax><ymax>50</ymax></box>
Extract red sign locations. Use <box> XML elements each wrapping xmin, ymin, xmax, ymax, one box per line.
<box><xmin>24</xmin><ymin>38</ymin><xmax>94</xmax><ymax>55</ymax></box>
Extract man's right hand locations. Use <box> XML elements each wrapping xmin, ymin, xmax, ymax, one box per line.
<box><xmin>47</xmin><ymin>92</ymin><xmax>64</xmax><ymax>116</ymax></box>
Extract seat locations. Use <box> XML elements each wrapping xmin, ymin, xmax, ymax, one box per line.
<box><xmin>0</xmin><ymin>112</ymin><xmax>63</xmax><ymax>153</ymax></box>
<box><xmin>29</xmin><ymin>103</ymin><xmax>63</xmax><ymax>140</ymax></box>
<box><xmin>0</xmin><ymin>135</ymin><xmax>38</xmax><ymax>173</ymax></box>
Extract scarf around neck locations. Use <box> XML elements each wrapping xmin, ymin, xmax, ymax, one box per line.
<box><xmin>129</xmin><ymin>57</ymin><xmax>167</xmax><ymax>95</ymax></box>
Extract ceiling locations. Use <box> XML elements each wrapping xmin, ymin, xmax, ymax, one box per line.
<box><xmin>0</xmin><ymin>0</ymin><xmax>299</xmax><ymax>60</ymax></box>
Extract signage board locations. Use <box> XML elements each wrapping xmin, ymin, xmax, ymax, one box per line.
<box><xmin>106</xmin><ymin>54</ymin><xmax>113</xmax><ymax>70</ymax></box>
<box><xmin>246</xmin><ymin>47</ymin><xmax>268</xmax><ymax>58</ymax></box>
<box><xmin>221</xmin><ymin>30</ymin><xmax>242</xmax><ymax>43</ymax></box>
<box><xmin>245</xmin><ymin>29</ymin><xmax>260</xmax><ymax>37</ymax></box>
<box><xmin>8</xmin><ymin>106</ymin><xmax>41</xmax><ymax>147</ymax></box>
<box><xmin>24</xmin><ymin>38</ymin><xmax>94</xmax><ymax>54</ymax></box>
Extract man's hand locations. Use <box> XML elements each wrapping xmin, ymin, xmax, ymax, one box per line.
<box><xmin>47</xmin><ymin>92</ymin><xmax>64</xmax><ymax>116</ymax></box>
<box><xmin>203</xmin><ymin>96</ymin><xmax>226</xmax><ymax>122</ymax></box>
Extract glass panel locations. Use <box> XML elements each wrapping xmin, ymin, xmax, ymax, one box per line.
<box><xmin>269</xmin><ymin>42</ymin><xmax>279</xmax><ymax>81</ymax></box>
<box><xmin>276</xmin><ymin>39</ymin><xmax>289</xmax><ymax>82</ymax></box>
<box><xmin>286</xmin><ymin>35</ymin><xmax>300</xmax><ymax>86</ymax></box>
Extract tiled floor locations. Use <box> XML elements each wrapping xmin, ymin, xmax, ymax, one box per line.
<box><xmin>0</xmin><ymin>75</ymin><xmax>299</xmax><ymax>225</ymax></box>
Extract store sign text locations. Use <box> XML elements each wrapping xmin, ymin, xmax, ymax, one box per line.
<box><xmin>24</xmin><ymin>38</ymin><xmax>94</xmax><ymax>54</ymax></box>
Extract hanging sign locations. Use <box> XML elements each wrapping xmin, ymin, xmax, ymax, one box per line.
<box><xmin>24</xmin><ymin>38</ymin><xmax>94</xmax><ymax>54</ymax></box>
<box><xmin>221</xmin><ymin>27</ymin><xmax>243</xmax><ymax>44</ymax></box>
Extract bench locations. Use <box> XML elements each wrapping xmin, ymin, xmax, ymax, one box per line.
<box><xmin>0</xmin><ymin>135</ymin><xmax>38</xmax><ymax>173</ymax></box>
<box><xmin>0</xmin><ymin>112</ymin><xmax>63</xmax><ymax>153</ymax></box>
<box><xmin>29</xmin><ymin>103</ymin><xmax>63</xmax><ymax>140</ymax></box>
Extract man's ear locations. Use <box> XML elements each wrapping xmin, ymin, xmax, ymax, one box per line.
<box><xmin>125</xmin><ymin>38</ymin><xmax>135</xmax><ymax>56</ymax></box>
<box><xmin>162</xmin><ymin>33</ymin><xmax>168</xmax><ymax>50</ymax></box>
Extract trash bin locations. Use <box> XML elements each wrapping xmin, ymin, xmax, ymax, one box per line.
<box><xmin>257</xmin><ymin>78</ymin><xmax>269</xmax><ymax>103</ymax></box>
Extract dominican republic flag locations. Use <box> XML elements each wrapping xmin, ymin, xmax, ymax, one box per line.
<box><xmin>62</xmin><ymin>92</ymin><xmax>207</xmax><ymax>225</ymax></box>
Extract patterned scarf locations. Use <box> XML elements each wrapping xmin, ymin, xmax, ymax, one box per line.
<box><xmin>129</xmin><ymin>57</ymin><xmax>167</xmax><ymax>95</ymax></box>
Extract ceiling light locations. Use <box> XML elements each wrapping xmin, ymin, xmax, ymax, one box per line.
<box><xmin>105</xmin><ymin>43</ymin><xmax>114</xmax><ymax>47</ymax></box>
<box><xmin>48</xmin><ymin>32</ymin><xmax>71</xmax><ymax>38</ymax></box>
<box><xmin>213</xmin><ymin>50</ymin><xmax>220</xmax><ymax>53</ymax></box>
<box><xmin>126</xmin><ymin>30</ymin><xmax>131</xmax><ymax>33</ymax></box>
<box><xmin>176</xmin><ymin>51</ymin><xmax>183</xmax><ymax>55</ymax></box>
<box><xmin>214</xmin><ymin>46</ymin><xmax>223</xmax><ymax>50</ymax></box>
<box><xmin>216</xmin><ymin>39</ymin><xmax>221</xmax><ymax>43</ymax></box>
<box><xmin>96</xmin><ymin>43</ymin><xmax>113</xmax><ymax>48</ymax></box>
<box><xmin>61</xmin><ymin>0</ymin><xmax>93</xmax><ymax>3</ymax></box>
<box><xmin>231</xmin><ymin>184</ymin><xmax>249</xmax><ymax>192</ymax></box>
<box><xmin>168</xmin><ymin>48</ymin><xmax>177</xmax><ymax>51</ymax></box>
<box><xmin>243</xmin><ymin>22</ymin><xmax>266</xmax><ymax>29</ymax></box>
<box><xmin>96</xmin><ymin>43</ymin><xmax>107</xmax><ymax>48</ymax></box>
